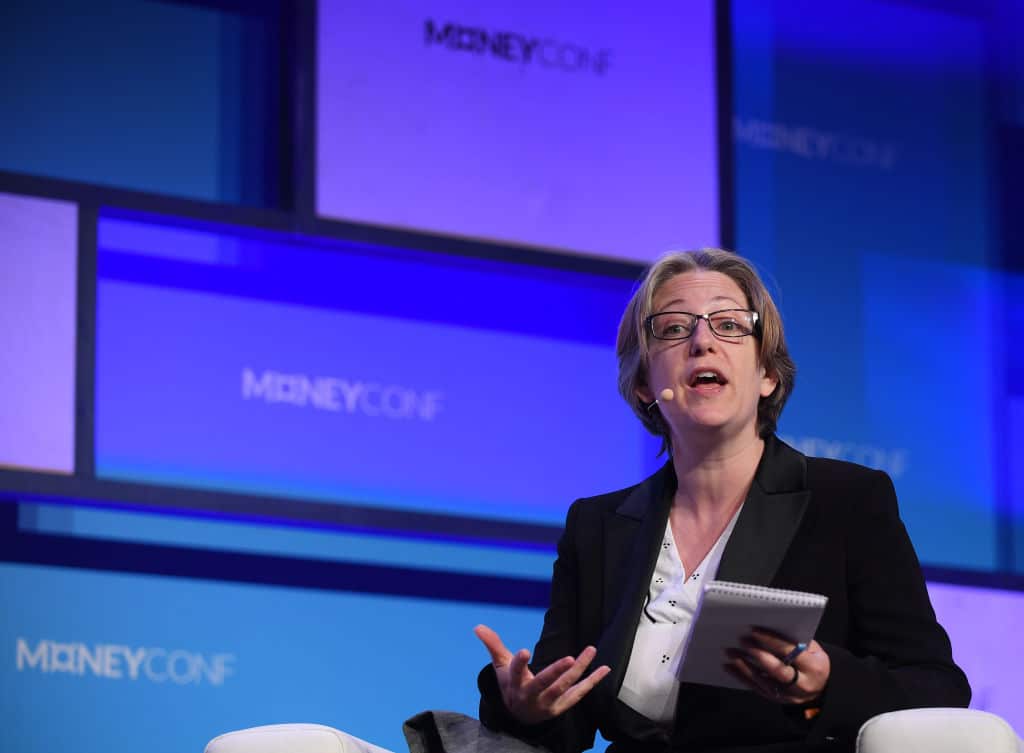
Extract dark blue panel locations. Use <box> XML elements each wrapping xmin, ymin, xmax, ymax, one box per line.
<box><xmin>0</xmin><ymin>0</ymin><xmax>280</xmax><ymax>205</ymax></box>
<box><xmin>732</xmin><ymin>0</ymin><xmax>1007</xmax><ymax>571</ymax></box>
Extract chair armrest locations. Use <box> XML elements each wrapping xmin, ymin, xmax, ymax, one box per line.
<box><xmin>856</xmin><ymin>708</ymin><xmax>1022</xmax><ymax>753</ymax></box>
<box><xmin>205</xmin><ymin>723</ymin><xmax>397</xmax><ymax>753</ymax></box>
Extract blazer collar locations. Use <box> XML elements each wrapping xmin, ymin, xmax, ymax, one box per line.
<box><xmin>603</xmin><ymin>461</ymin><xmax>676</xmax><ymax>626</ymax></box>
<box><xmin>715</xmin><ymin>434</ymin><xmax>811</xmax><ymax>585</ymax></box>
<box><xmin>615</xmin><ymin>461</ymin><xmax>675</xmax><ymax>521</ymax></box>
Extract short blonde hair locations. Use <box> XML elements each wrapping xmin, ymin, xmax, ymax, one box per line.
<box><xmin>616</xmin><ymin>249</ymin><xmax>795</xmax><ymax>451</ymax></box>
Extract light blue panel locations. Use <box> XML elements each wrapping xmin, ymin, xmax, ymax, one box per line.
<box><xmin>0</xmin><ymin>562</ymin><xmax>545</xmax><ymax>753</ymax></box>
<box><xmin>18</xmin><ymin>502</ymin><xmax>556</xmax><ymax>579</ymax></box>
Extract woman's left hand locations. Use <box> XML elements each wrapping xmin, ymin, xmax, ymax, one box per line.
<box><xmin>724</xmin><ymin>629</ymin><xmax>831</xmax><ymax>705</ymax></box>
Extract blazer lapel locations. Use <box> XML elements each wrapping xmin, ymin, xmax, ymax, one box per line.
<box><xmin>592</xmin><ymin>463</ymin><xmax>674</xmax><ymax>705</ymax></box>
<box><xmin>716</xmin><ymin>435</ymin><xmax>811</xmax><ymax>586</ymax></box>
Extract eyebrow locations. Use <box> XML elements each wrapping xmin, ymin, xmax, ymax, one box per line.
<box><xmin>658</xmin><ymin>295</ymin><xmax>745</xmax><ymax>310</ymax></box>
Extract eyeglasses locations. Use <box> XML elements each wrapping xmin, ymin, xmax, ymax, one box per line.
<box><xmin>645</xmin><ymin>309</ymin><xmax>760</xmax><ymax>341</ymax></box>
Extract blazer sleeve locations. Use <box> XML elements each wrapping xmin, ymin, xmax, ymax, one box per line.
<box><xmin>809</xmin><ymin>469</ymin><xmax>971</xmax><ymax>744</ymax></box>
<box><xmin>478</xmin><ymin>498</ymin><xmax>600</xmax><ymax>753</ymax></box>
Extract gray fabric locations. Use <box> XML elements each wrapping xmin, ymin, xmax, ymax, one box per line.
<box><xmin>403</xmin><ymin>711</ymin><xmax>548</xmax><ymax>753</ymax></box>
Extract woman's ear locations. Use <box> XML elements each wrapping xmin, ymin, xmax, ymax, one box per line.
<box><xmin>759</xmin><ymin>367</ymin><xmax>779</xmax><ymax>398</ymax></box>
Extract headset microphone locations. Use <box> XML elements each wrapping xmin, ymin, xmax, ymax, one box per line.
<box><xmin>645</xmin><ymin>387</ymin><xmax>676</xmax><ymax>412</ymax></box>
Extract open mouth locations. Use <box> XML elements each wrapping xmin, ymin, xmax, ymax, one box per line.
<box><xmin>689</xmin><ymin>370</ymin><xmax>727</xmax><ymax>388</ymax></box>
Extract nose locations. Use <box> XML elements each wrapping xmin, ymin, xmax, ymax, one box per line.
<box><xmin>688</xmin><ymin>316</ymin><xmax>717</xmax><ymax>354</ymax></box>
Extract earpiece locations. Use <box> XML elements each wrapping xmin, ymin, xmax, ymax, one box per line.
<box><xmin>645</xmin><ymin>388</ymin><xmax>675</xmax><ymax>412</ymax></box>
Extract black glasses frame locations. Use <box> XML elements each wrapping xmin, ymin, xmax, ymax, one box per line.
<box><xmin>644</xmin><ymin>308</ymin><xmax>761</xmax><ymax>341</ymax></box>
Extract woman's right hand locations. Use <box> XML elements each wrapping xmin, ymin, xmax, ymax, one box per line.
<box><xmin>474</xmin><ymin>624</ymin><xmax>610</xmax><ymax>725</ymax></box>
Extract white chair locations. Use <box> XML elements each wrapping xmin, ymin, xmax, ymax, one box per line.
<box><xmin>206</xmin><ymin>709</ymin><xmax>1023</xmax><ymax>753</ymax></box>
<box><xmin>856</xmin><ymin>708</ymin><xmax>1023</xmax><ymax>753</ymax></box>
<box><xmin>205</xmin><ymin>723</ymin><xmax>396</xmax><ymax>753</ymax></box>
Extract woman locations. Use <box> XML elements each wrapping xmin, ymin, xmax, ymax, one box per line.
<box><xmin>475</xmin><ymin>249</ymin><xmax>969</xmax><ymax>753</ymax></box>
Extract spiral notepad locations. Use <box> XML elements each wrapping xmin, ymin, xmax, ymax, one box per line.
<box><xmin>676</xmin><ymin>580</ymin><xmax>828</xmax><ymax>690</ymax></box>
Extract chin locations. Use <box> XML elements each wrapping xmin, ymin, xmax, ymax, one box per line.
<box><xmin>680</xmin><ymin>413</ymin><xmax>754</xmax><ymax>438</ymax></box>
<box><xmin>680</xmin><ymin>416</ymin><xmax>732</xmax><ymax>435</ymax></box>
<box><xmin>685</xmin><ymin>407</ymin><xmax>732</xmax><ymax>425</ymax></box>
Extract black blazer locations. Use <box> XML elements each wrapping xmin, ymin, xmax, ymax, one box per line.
<box><xmin>479</xmin><ymin>436</ymin><xmax>970</xmax><ymax>753</ymax></box>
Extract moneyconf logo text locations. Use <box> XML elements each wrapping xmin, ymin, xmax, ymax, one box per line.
<box><xmin>780</xmin><ymin>434</ymin><xmax>908</xmax><ymax>479</ymax></box>
<box><xmin>424</xmin><ymin>19</ymin><xmax>612</xmax><ymax>75</ymax></box>
<box><xmin>16</xmin><ymin>638</ymin><xmax>236</xmax><ymax>686</ymax></box>
<box><xmin>734</xmin><ymin>117</ymin><xmax>897</xmax><ymax>170</ymax></box>
<box><xmin>242</xmin><ymin>367</ymin><xmax>443</xmax><ymax>422</ymax></box>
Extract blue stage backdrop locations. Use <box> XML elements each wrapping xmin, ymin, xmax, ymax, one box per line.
<box><xmin>2</xmin><ymin>1</ymin><xmax>1024</xmax><ymax>752</ymax></box>
<box><xmin>731</xmin><ymin>0</ymin><xmax>1017</xmax><ymax>571</ymax></box>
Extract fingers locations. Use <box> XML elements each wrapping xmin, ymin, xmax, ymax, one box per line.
<box><xmin>723</xmin><ymin>651</ymin><xmax>785</xmax><ymax>699</ymax></box>
<box><xmin>531</xmin><ymin>646</ymin><xmax>610</xmax><ymax>717</ymax></box>
<box><xmin>724</xmin><ymin>630</ymin><xmax>801</xmax><ymax>703</ymax></box>
<box><xmin>725</xmin><ymin>633</ymin><xmax>829</xmax><ymax>704</ymax></box>
<box><xmin>748</xmin><ymin>627</ymin><xmax>799</xmax><ymax>659</ymax></box>
<box><xmin>533</xmin><ymin>646</ymin><xmax>598</xmax><ymax>704</ymax></box>
<box><xmin>475</xmin><ymin>627</ymin><xmax>611</xmax><ymax>724</ymax></box>
<box><xmin>549</xmin><ymin>663</ymin><xmax>611</xmax><ymax>716</ymax></box>
<box><xmin>511</xmin><ymin>645</ymin><xmax>610</xmax><ymax>722</ymax></box>
<box><xmin>739</xmin><ymin>635</ymin><xmax>798</xmax><ymax>685</ymax></box>
<box><xmin>508</xmin><ymin>647</ymin><xmax>535</xmax><ymax>688</ymax></box>
<box><xmin>474</xmin><ymin>624</ymin><xmax>514</xmax><ymax>668</ymax></box>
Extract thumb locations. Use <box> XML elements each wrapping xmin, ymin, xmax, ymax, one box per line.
<box><xmin>474</xmin><ymin>624</ymin><xmax>514</xmax><ymax>668</ymax></box>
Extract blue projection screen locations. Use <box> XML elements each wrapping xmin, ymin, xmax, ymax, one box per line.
<box><xmin>0</xmin><ymin>560</ymin><xmax>545</xmax><ymax>753</ymax></box>
<box><xmin>731</xmin><ymin>0</ymin><xmax>1016</xmax><ymax>572</ymax></box>
<box><xmin>93</xmin><ymin>212</ymin><xmax>655</xmax><ymax>534</ymax></box>
<box><xmin>316</xmin><ymin>0</ymin><xmax>719</xmax><ymax>261</ymax></box>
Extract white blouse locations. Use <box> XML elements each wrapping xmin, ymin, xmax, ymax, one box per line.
<box><xmin>616</xmin><ymin>506</ymin><xmax>743</xmax><ymax>723</ymax></box>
